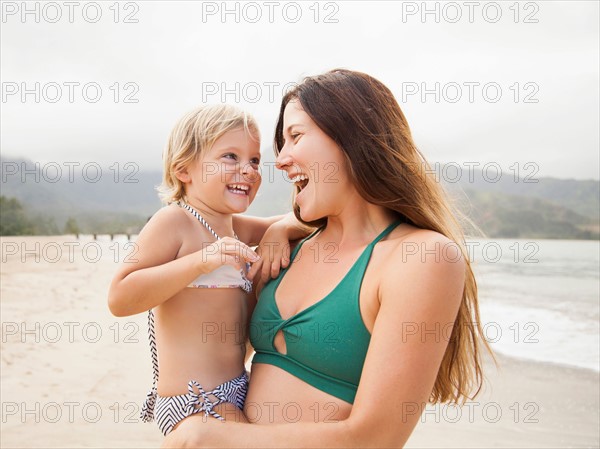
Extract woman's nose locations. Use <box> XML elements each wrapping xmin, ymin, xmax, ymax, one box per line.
<box><xmin>275</xmin><ymin>146</ymin><xmax>292</xmax><ymax>170</ymax></box>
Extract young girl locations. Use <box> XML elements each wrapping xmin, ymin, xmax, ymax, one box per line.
<box><xmin>108</xmin><ymin>104</ymin><xmax>303</xmax><ymax>436</ymax></box>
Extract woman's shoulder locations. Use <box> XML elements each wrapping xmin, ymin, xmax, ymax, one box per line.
<box><xmin>378</xmin><ymin>224</ymin><xmax>466</xmax><ymax>308</ymax></box>
<box><xmin>391</xmin><ymin>223</ymin><xmax>459</xmax><ymax>243</ymax></box>
<box><xmin>385</xmin><ymin>223</ymin><xmax>465</xmax><ymax>272</ymax></box>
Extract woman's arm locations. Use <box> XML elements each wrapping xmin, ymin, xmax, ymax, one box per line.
<box><xmin>232</xmin><ymin>214</ymin><xmax>285</xmax><ymax>246</ymax></box>
<box><xmin>236</xmin><ymin>212</ymin><xmax>315</xmax><ymax>285</ymax></box>
<box><xmin>108</xmin><ymin>206</ymin><xmax>258</xmax><ymax>317</ymax></box>
<box><xmin>233</xmin><ymin>212</ymin><xmax>314</xmax><ymax>247</ymax></box>
<box><xmin>164</xmin><ymin>416</ymin><xmax>354</xmax><ymax>448</ymax></box>
<box><xmin>343</xmin><ymin>231</ymin><xmax>465</xmax><ymax>447</ymax></box>
<box><xmin>162</xmin><ymin>230</ymin><xmax>466</xmax><ymax>448</ymax></box>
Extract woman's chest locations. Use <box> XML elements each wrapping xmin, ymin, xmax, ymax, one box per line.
<box><xmin>273</xmin><ymin>241</ymin><xmax>392</xmax><ymax>332</ymax></box>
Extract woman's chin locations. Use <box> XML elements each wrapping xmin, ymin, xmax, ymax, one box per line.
<box><xmin>297</xmin><ymin>206</ymin><xmax>320</xmax><ymax>223</ymax></box>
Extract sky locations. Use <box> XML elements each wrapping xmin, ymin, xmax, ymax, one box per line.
<box><xmin>1</xmin><ymin>0</ymin><xmax>599</xmax><ymax>180</ymax></box>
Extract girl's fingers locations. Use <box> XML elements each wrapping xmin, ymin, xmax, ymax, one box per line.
<box><xmin>221</xmin><ymin>254</ymin><xmax>245</xmax><ymax>272</ymax></box>
<box><xmin>218</xmin><ymin>237</ymin><xmax>260</xmax><ymax>263</ymax></box>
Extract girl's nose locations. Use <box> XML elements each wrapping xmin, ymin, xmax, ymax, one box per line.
<box><xmin>241</xmin><ymin>162</ymin><xmax>260</xmax><ymax>182</ymax></box>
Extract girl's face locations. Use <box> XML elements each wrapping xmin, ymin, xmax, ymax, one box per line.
<box><xmin>276</xmin><ymin>100</ymin><xmax>353</xmax><ymax>222</ymax></box>
<box><xmin>180</xmin><ymin>127</ymin><xmax>261</xmax><ymax>214</ymax></box>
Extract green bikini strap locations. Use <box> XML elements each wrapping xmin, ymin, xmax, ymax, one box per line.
<box><xmin>290</xmin><ymin>218</ymin><xmax>402</xmax><ymax>261</ymax></box>
<box><xmin>369</xmin><ymin>218</ymin><xmax>404</xmax><ymax>247</ymax></box>
<box><xmin>289</xmin><ymin>226</ymin><xmax>324</xmax><ymax>262</ymax></box>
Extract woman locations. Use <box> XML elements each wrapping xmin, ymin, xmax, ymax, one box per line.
<box><xmin>163</xmin><ymin>69</ymin><xmax>492</xmax><ymax>448</ymax></box>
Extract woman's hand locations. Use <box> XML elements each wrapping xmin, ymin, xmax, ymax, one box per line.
<box><xmin>232</xmin><ymin>212</ymin><xmax>313</xmax><ymax>292</ymax></box>
<box><xmin>247</xmin><ymin>213</ymin><xmax>315</xmax><ymax>291</ymax></box>
<box><xmin>160</xmin><ymin>417</ymin><xmax>205</xmax><ymax>448</ymax></box>
<box><xmin>247</xmin><ymin>220</ymin><xmax>292</xmax><ymax>292</ymax></box>
<box><xmin>160</xmin><ymin>413</ymin><xmax>230</xmax><ymax>448</ymax></box>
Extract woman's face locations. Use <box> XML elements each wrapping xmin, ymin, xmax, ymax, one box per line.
<box><xmin>276</xmin><ymin>100</ymin><xmax>353</xmax><ymax>222</ymax></box>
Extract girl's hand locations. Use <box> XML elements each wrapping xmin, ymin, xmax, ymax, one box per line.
<box><xmin>198</xmin><ymin>236</ymin><xmax>260</xmax><ymax>275</ymax></box>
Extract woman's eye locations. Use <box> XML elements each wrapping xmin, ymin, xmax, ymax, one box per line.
<box><xmin>291</xmin><ymin>133</ymin><xmax>300</xmax><ymax>141</ymax></box>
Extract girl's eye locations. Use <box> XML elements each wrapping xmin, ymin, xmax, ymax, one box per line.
<box><xmin>250</xmin><ymin>158</ymin><xmax>260</xmax><ymax>165</ymax></box>
<box><xmin>223</xmin><ymin>153</ymin><xmax>237</xmax><ymax>160</ymax></box>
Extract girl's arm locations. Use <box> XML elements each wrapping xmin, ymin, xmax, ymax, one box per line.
<box><xmin>108</xmin><ymin>206</ymin><xmax>258</xmax><ymax>317</ymax></box>
<box><xmin>162</xmin><ymin>231</ymin><xmax>466</xmax><ymax>448</ymax></box>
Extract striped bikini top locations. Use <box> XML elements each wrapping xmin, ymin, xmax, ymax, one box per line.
<box><xmin>177</xmin><ymin>202</ymin><xmax>252</xmax><ymax>293</ymax></box>
<box><xmin>250</xmin><ymin>219</ymin><xmax>402</xmax><ymax>404</ymax></box>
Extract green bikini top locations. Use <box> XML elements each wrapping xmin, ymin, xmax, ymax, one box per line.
<box><xmin>250</xmin><ymin>219</ymin><xmax>402</xmax><ymax>404</ymax></box>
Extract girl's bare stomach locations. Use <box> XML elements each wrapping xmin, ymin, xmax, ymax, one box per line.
<box><xmin>244</xmin><ymin>363</ymin><xmax>352</xmax><ymax>424</ymax></box>
<box><xmin>154</xmin><ymin>288</ymin><xmax>248</xmax><ymax>396</ymax></box>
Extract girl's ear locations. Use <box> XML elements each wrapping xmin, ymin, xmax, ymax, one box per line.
<box><xmin>174</xmin><ymin>166</ymin><xmax>191</xmax><ymax>184</ymax></box>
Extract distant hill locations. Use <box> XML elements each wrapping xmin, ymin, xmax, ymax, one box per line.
<box><xmin>440</xmin><ymin>164</ymin><xmax>599</xmax><ymax>223</ymax></box>
<box><xmin>439</xmin><ymin>164</ymin><xmax>599</xmax><ymax>239</ymax></box>
<box><xmin>450</xmin><ymin>188</ymin><xmax>598</xmax><ymax>239</ymax></box>
<box><xmin>1</xmin><ymin>156</ymin><xmax>598</xmax><ymax>239</ymax></box>
<box><xmin>0</xmin><ymin>156</ymin><xmax>162</xmax><ymax>234</ymax></box>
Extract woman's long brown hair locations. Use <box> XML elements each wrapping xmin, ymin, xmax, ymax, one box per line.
<box><xmin>274</xmin><ymin>69</ymin><xmax>494</xmax><ymax>404</ymax></box>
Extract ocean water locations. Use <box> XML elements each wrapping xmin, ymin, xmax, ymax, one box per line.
<box><xmin>469</xmin><ymin>238</ymin><xmax>600</xmax><ymax>372</ymax></box>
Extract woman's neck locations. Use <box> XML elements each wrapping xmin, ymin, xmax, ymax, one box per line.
<box><xmin>320</xmin><ymin>200</ymin><xmax>398</xmax><ymax>248</ymax></box>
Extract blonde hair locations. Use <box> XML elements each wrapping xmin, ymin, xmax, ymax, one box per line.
<box><xmin>157</xmin><ymin>104</ymin><xmax>260</xmax><ymax>204</ymax></box>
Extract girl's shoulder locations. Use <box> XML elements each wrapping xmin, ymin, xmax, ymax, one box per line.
<box><xmin>147</xmin><ymin>203</ymin><xmax>218</xmax><ymax>250</ymax></box>
<box><xmin>137</xmin><ymin>204</ymin><xmax>192</xmax><ymax>243</ymax></box>
<box><xmin>146</xmin><ymin>203</ymin><xmax>192</xmax><ymax>229</ymax></box>
<box><xmin>151</xmin><ymin>202</ymin><xmax>184</xmax><ymax>218</ymax></box>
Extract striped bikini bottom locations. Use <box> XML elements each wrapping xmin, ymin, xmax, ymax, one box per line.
<box><xmin>142</xmin><ymin>371</ymin><xmax>249</xmax><ymax>436</ymax></box>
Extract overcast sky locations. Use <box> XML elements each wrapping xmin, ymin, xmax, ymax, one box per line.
<box><xmin>1</xmin><ymin>1</ymin><xmax>598</xmax><ymax>180</ymax></box>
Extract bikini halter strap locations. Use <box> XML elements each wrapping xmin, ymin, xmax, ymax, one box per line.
<box><xmin>176</xmin><ymin>201</ymin><xmax>239</xmax><ymax>240</ymax></box>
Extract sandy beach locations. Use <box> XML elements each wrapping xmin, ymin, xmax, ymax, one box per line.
<box><xmin>1</xmin><ymin>235</ymin><xmax>598</xmax><ymax>448</ymax></box>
